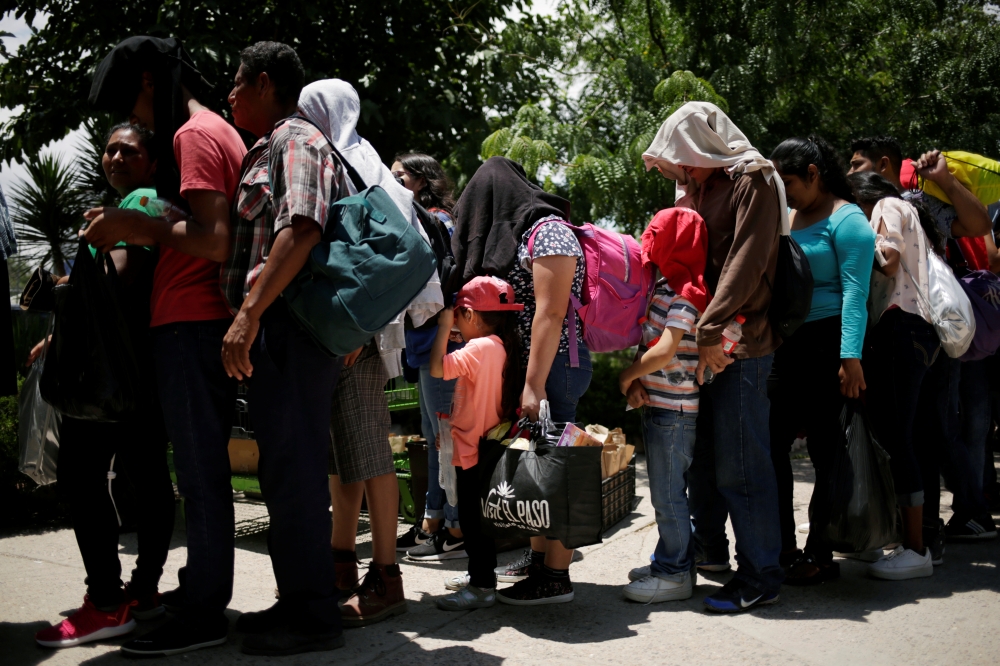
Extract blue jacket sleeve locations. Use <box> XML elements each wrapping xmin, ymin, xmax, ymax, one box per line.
<box><xmin>832</xmin><ymin>206</ymin><xmax>876</xmax><ymax>358</ymax></box>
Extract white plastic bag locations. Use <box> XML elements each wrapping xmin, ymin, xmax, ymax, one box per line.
<box><xmin>437</xmin><ymin>414</ymin><xmax>458</xmax><ymax>507</ymax></box>
<box><xmin>900</xmin><ymin>231</ymin><xmax>976</xmax><ymax>358</ymax></box>
<box><xmin>18</xmin><ymin>358</ymin><xmax>61</xmax><ymax>486</ymax></box>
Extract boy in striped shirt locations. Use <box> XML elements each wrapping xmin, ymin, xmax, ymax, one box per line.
<box><xmin>618</xmin><ymin>207</ymin><xmax>711</xmax><ymax>603</ymax></box>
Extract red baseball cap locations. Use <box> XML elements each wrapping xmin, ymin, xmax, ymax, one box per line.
<box><xmin>455</xmin><ymin>276</ymin><xmax>525</xmax><ymax>312</ymax></box>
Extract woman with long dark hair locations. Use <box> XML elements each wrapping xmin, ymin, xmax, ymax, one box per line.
<box><xmin>849</xmin><ymin>171</ymin><xmax>944</xmax><ymax>580</ymax></box>
<box><xmin>392</xmin><ymin>153</ymin><xmax>456</xmax><ymax>230</ymax></box>
<box><xmin>390</xmin><ymin>151</ymin><xmax>463</xmax><ymax>559</ymax></box>
<box><xmin>767</xmin><ymin>135</ymin><xmax>875</xmax><ymax>585</ymax></box>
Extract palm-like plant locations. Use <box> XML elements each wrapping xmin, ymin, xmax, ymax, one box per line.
<box><xmin>9</xmin><ymin>154</ymin><xmax>91</xmax><ymax>276</ymax></box>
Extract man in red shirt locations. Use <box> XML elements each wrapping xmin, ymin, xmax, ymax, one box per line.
<box><xmin>84</xmin><ymin>36</ymin><xmax>247</xmax><ymax>656</ymax></box>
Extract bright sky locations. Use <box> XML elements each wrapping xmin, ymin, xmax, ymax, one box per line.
<box><xmin>0</xmin><ymin>1</ymin><xmax>564</xmax><ymax>198</ymax></box>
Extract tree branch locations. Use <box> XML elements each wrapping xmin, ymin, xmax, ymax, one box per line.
<box><xmin>644</xmin><ymin>0</ymin><xmax>670</xmax><ymax>65</ymax></box>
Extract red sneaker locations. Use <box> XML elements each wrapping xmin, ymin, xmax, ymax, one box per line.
<box><xmin>35</xmin><ymin>596</ymin><xmax>136</xmax><ymax>648</ymax></box>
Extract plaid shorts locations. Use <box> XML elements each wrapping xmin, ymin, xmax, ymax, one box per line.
<box><xmin>329</xmin><ymin>342</ymin><xmax>395</xmax><ymax>484</ymax></box>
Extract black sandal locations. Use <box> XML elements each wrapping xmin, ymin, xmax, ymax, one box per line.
<box><xmin>783</xmin><ymin>553</ymin><xmax>840</xmax><ymax>586</ymax></box>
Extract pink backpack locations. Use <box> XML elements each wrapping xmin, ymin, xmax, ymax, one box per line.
<box><xmin>528</xmin><ymin>220</ymin><xmax>653</xmax><ymax>365</ymax></box>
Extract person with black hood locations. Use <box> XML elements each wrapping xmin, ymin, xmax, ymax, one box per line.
<box><xmin>82</xmin><ymin>36</ymin><xmax>247</xmax><ymax>656</ymax></box>
<box><xmin>449</xmin><ymin>156</ymin><xmax>592</xmax><ymax>606</ymax></box>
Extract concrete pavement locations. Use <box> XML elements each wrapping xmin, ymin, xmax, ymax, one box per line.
<box><xmin>1</xmin><ymin>456</ymin><xmax>998</xmax><ymax>665</ymax></box>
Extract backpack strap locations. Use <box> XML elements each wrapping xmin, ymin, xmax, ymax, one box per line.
<box><xmin>270</xmin><ymin>115</ymin><xmax>370</xmax><ymax>195</ymax></box>
<box><xmin>526</xmin><ymin>217</ymin><xmax>585</xmax><ymax>366</ymax></box>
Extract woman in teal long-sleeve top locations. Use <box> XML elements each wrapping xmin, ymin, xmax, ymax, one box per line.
<box><xmin>767</xmin><ymin>135</ymin><xmax>876</xmax><ymax>586</ymax></box>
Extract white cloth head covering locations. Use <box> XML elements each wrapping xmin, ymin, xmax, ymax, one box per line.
<box><xmin>298</xmin><ymin>79</ymin><xmax>444</xmax><ymax>376</ymax></box>
<box><xmin>299</xmin><ymin>79</ymin><xmax>416</xmax><ymax>219</ymax></box>
<box><xmin>642</xmin><ymin>102</ymin><xmax>789</xmax><ymax>234</ymax></box>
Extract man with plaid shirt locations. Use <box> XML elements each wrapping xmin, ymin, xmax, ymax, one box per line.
<box><xmin>221</xmin><ymin>42</ymin><xmax>350</xmax><ymax>656</ymax></box>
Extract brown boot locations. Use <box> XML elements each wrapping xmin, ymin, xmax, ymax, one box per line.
<box><xmin>333</xmin><ymin>549</ymin><xmax>360</xmax><ymax>592</ymax></box>
<box><xmin>340</xmin><ymin>563</ymin><xmax>406</xmax><ymax>627</ymax></box>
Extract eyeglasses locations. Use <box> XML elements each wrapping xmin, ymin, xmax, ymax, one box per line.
<box><xmin>391</xmin><ymin>170</ymin><xmax>408</xmax><ymax>179</ymax></box>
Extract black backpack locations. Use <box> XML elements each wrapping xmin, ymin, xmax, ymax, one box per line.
<box><xmin>766</xmin><ymin>233</ymin><xmax>814</xmax><ymax>339</ymax></box>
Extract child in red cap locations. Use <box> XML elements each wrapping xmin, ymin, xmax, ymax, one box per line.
<box><xmin>430</xmin><ymin>276</ymin><xmax>523</xmax><ymax>610</ymax></box>
<box><xmin>618</xmin><ymin>207</ymin><xmax>712</xmax><ymax>604</ymax></box>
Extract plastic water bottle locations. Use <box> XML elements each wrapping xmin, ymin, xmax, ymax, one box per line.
<box><xmin>638</xmin><ymin>316</ymin><xmax>660</xmax><ymax>348</ymax></box>
<box><xmin>702</xmin><ymin>315</ymin><xmax>746</xmax><ymax>385</ymax></box>
<box><xmin>138</xmin><ymin>195</ymin><xmax>187</xmax><ymax>222</ymax></box>
<box><xmin>720</xmin><ymin>315</ymin><xmax>746</xmax><ymax>354</ymax></box>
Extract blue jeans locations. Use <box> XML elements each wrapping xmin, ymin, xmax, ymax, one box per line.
<box><xmin>919</xmin><ymin>356</ymin><xmax>990</xmax><ymax>521</ymax></box>
<box><xmin>419</xmin><ymin>363</ymin><xmax>459</xmax><ymax>528</ymax></box>
<box><xmin>544</xmin><ymin>350</ymin><xmax>593</xmax><ymax>423</ymax></box>
<box><xmin>151</xmin><ymin>319</ymin><xmax>237</xmax><ymax>620</ymax></box>
<box><xmin>644</xmin><ymin>407</ymin><xmax>697</xmax><ymax>578</ymax></box>
<box><xmin>248</xmin><ymin>303</ymin><xmax>344</xmax><ymax>631</ymax></box>
<box><xmin>688</xmin><ymin>355</ymin><xmax>784</xmax><ymax>593</ymax></box>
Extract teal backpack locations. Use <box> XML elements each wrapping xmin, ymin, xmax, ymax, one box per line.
<box><xmin>281</xmin><ymin>117</ymin><xmax>437</xmax><ymax>357</ymax></box>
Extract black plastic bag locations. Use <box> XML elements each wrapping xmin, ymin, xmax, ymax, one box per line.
<box><xmin>479</xmin><ymin>402</ymin><xmax>603</xmax><ymax>549</ymax></box>
<box><xmin>817</xmin><ymin>401</ymin><xmax>900</xmax><ymax>553</ymax></box>
<box><xmin>40</xmin><ymin>238</ymin><xmax>143</xmax><ymax>421</ymax></box>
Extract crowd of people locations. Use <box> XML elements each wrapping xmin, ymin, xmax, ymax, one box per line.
<box><xmin>23</xmin><ymin>34</ymin><xmax>999</xmax><ymax>657</ymax></box>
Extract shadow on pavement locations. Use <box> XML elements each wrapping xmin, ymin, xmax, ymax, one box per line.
<box><xmin>1</xmin><ymin>621</ymin><xmax>65</xmax><ymax>666</ymax></box>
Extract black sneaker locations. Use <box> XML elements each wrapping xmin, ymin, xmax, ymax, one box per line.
<box><xmin>236</xmin><ymin>601</ymin><xmax>287</xmax><ymax>634</ymax></box>
<box><xmin>406</xmin><ymin>531</ymin><xmax>467</xmax><ymax>561</ymax></box>
<box><xmin>396</xmin><ymin>525</ymin><xmax>434</xmax><ymax>552</ymax></box>
<box><xmin>158</xmin><ymin>586</ymin><xmax>186</xmax><ymax>613</ymax></box>
<box><xmin>703</xmin><ymin>578</ymin><xmax>778</xmax><ymax>614</ymax></box>
<box><xmin>496</xmin><ymin>570</ymin><xmax>574</xmax><ymax>606</ymax></box>
<box><xmin>124</xmin><ymin>582</ymin><xmax>165</xmax><ymax>621</ymax></box>
<box><xmin>241</xmin><ymin>626</ymin><xmax>345</xmax><ymax>656</ymax></box>
<box><xmin>944</xmin><ymin>515</ymin><xmax>998</xmax><ymax>541</ymax></box>
<box><xmin>923</xmin><ymin>519</ymin><xmax>945</xmax><ymax>565</ymax></box>
<box><xmin>120</xmin><ymin>615</ymin><xmax>228</xmax><ymax>656</ymax></box>
<box><xmin>495</xmin><ymin>549</ymin><xmax>537</xmax><ymax>583</ymax></box>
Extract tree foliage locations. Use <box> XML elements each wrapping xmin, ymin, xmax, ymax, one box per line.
<box><xmin>8</xmin><ymin>154</ymin><xmax>91</xmax><ymax>276</ymax></box>
<box><xmin>0</xmin><ymin>0</ymin><xmax>549</xmax><ymax>177</ymax></box>
<box><xmin>480</xmin><ymin>0</ymin><xmax>1000</xmax><ymax>233</ymax></box>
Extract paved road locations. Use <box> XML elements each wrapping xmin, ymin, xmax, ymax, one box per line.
<box><xmin>1</xmin><ymin>457</ymin><xmax>998</xmax><ymax>665</ymax></box>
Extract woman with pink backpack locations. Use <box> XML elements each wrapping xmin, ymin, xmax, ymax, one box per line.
<box><xmin>449</xmin><ymin>156</ymin><xmax>590</xmax><ymax>605</ymax></box>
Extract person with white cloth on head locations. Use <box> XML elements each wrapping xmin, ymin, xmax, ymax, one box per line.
<box><xmin>641</xmin><ymin>101</ymin><xmax>786</xmax><ymax>613</ymax></box>
<box><xmin>297</xmin><ymin>78</ymin><xmax>444</xmax><ymax>627</ymax></box>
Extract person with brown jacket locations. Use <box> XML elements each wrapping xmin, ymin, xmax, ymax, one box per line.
<box><xmin>641</xmin><ymin>102</ymin><xmax>786</xmax><ymax>613</ymax></box>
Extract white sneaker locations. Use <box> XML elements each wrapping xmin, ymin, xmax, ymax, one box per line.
<box><xmin>834</xmin><ymin>548</ymin><xmax>883</xmax><ymax>562</ymax></box>
<box><xmin>444</xmin><ymin>573</ymin><xmax>471</xmax><ymax>591</ymax></box>
<box><xmin>628</xmin><ymin>565</ymin><xmax>651</xmax><ymax>582</ymax></box>
<box><xmin>623</xmin><ymin>572</ymin><xmax>693</xmax><ymax>603</ymax></box>
<box><xmin>868</xmin><ymin>546</ymin><xmax>933</xmax><ymax>580</ymax></box>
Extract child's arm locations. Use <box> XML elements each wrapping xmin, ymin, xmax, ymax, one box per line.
<box><xmin>429</xmin><ymin>307</ymin><xmax>454</xmax><ymax>379</ymax></box>
<box><xmin>618</xmin><ymin>326</ymin><xmax>686</xmax><ymax>395</ymax></box>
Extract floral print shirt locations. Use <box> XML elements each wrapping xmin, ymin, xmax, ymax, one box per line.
<box><xmin>508</xmin><ymin>216</ymin><xmax>586</xmax><ymax>362</ymax></box>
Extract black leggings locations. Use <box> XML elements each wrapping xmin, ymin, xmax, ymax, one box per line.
<box><xmin>769</xmin><ymin>316</ymin><xmax>846</xmax><ymax>564</ymax></box>
<box><xmin>57</xmin><ymin>415</ymin><xmax>175</xmax><ymax>607</ymax></box>
<box><xmin>456</xmin><ymin>463</ymin><xmax>497</xmax><ymax>589</ymax></box>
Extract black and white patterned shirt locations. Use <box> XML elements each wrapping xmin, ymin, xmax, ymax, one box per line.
<box><xmin>508</xmin><ymin>216</ymin><xmax>586</xmax><ymax>362</ymax></box>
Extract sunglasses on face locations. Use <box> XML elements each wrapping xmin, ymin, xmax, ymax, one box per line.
<box><xmin>391</xmin><ymin>170</ymin><xmax>408</xmax><ymax>179</ymax></box>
